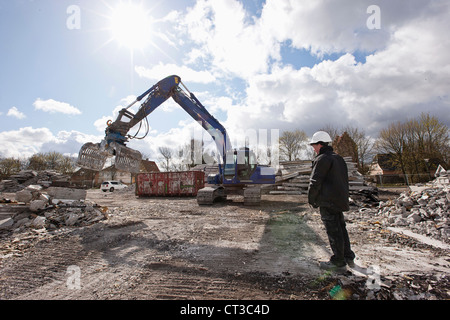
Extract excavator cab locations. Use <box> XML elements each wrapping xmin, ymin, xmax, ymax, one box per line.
<box><xmin>223</xmin><ymin>147</ymin><xmax>257</xmax><ymax>181</ymax></box>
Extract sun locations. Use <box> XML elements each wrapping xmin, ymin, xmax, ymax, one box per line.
<box><xmin>109</xmin><ymin>2</ymin><xmax>152</xmax><ymax>50</ymax></box>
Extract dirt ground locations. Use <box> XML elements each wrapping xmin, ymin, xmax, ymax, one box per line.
<box><xmin>0</xmin><ymin>187</ymin><xmax>449</xmax><ymax>301</ymax></box>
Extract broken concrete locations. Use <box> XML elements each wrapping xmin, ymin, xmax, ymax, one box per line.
<box><xmin>0</xmin><ymin>186</ymin><xmax>449</xmax><ymax>300</ymax></box>
<box><xmin>15</xmin><ymin>190</ymin><xmax>33</xmax><ymax>203</ymax></box>
<box><xmin>0</xmin><ymin>170</ymin><xmax>71</xmax><ymax>192</ymax></box>
<box><xmin>0</xmin><ymin>217</ymin><xmax>14</xmax><ymax>229</ymax></box>
<box><xmin>47</xmin><ymin>187</ymin><xmax>87</xmax><ymax>201</ymax></box>
<box><xmin>29</xmin><ymin>200</ymin><xmax>47</xmax><ymax>212</ymax></box>
<box><xmin>31</xmin><ymin>216</ymin><xmax>46</xmax><ymax>228</ymax></box>
<box><xmin>363</xmin><ymin>178</ymin><xmax>450</xmax><ymax>243</ymax></box>
<box><xmin>0</xmin><ymin>183</ymin><xmax>103</xmax><ymax>232</ymax></box>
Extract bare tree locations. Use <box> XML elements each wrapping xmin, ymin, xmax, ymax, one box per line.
<box><xmin>375</xmin><ymin>113</ymin><xmax>449</xmax><ymax>182</ymax></box>
<box><xmin>319</xmin><ymin>124</ymin><xmax>374</xmax><ymax>173</ymax></box>
<box><xmin>27</xmin><ymin>153</ymin><xmax>47</xmax><ymax>171</ymax></box>
<box><xmin>375</xmin><ymin>121</ymin><xmax>408</xmax><ymax>174</ymax></box>
<box><xmin>279</xmin><ymin>129</ymin><xmax>308</xmax><ymax>161</ymax></box>
<box><xmin>158</xmin><ymin>146</ymin><xmax>174</xmax><ymax>172</ymax></box>
<box><xmin>0</xmin><ymin>157</ymin><xmax>21</xmax><ymax>179</ymax></box>
<box><xmin>58</xmin><ymin>156</ymin><xmax>76</xmax><ymax>175</ymax></box>
<box><xmin>342</xmin><ymin>125</ymin><xmax>374</xmax><ymax>173</ymax></box>
<box><xmin>27</xmin><ymin>151</ymin><xmax>75</xmax><ymax>174</ymax></box>
<box><xmin>45</xmin><ymin>151</ymin><xmax>64</xmax><ymax>170</ymax></box>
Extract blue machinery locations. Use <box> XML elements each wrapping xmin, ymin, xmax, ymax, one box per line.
<box><xmin>77</xmin><ymin>75</ymin><xmax>275</xmax><ymax>204</ymax></box>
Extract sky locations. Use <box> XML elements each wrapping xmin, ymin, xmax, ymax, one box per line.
<box><xmin>0</xmin><ymin>0</ymin><xmax>449</xmax><ymax>164</ymax></box>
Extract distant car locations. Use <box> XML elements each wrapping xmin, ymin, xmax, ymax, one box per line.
<box><xmin>100</xmin><ymin>181</ymin><xmax>128</xmax><ymax>192</ymax></box>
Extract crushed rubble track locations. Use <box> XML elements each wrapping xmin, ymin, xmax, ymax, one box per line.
<box><xmin>1</xmin><ymin>189</ymin><xmax>449</xmax><ymax>300</ymax></box>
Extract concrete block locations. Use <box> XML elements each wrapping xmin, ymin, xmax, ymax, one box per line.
<box><xmin>65</xmin><ymin>213</ymin><xmax>80</xmax><ymax>226</ymax></box>
<box><xmin>30</xmin><ymin>200</ymin><xmax>47</xmax><ymax>212</ymax></box>
<box><xmin>407</xmin><ymin>212</ymin><xmax>422</xmax><ymax>223</ymax></box>
<box><xmin>15</xmin><ymin>190</ymin><xmax>33</xmax><ymax>203</ymax></box>
<box><xmin>14</xmin><ymin>217</ymin><xmax>30</xmax><ymax>228</ymax></box>
<box><xmin>31</xmin><ymin>216</ymin><xmax>46</xmax><ymax>228</ymax></box>
<box><xmin>25</xmin><ymin>185</ymin><xmax>43</xmax><ymax>192</ymax></box>
<box><xmin>39</xmin><ymin>193</ymin><xmax>50</xmax><ymax>204</ymax></box>
<box><xmin>47</xmin><ymin>187</ymin><xmax>87</xmax><ymax>200</ymax></box>
<box><xmin>0</xmin><ymin>217</ymin><xmax>14</xmax><ymax>229</ymax></box>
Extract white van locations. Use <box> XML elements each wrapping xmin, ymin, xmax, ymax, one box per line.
<box><xmin>100</xmin><ymin>181</ymin><xmax>128</xmax><ymax>192</ymax></box>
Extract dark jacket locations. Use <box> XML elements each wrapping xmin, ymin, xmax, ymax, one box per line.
<box><xmin>308</xmin><ymin>146</ymin><xmax>349</xmax><ymax>211</ymax></box>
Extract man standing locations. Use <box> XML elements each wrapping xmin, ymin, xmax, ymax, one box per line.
<box><xmin>308</xmin><ymin>131</ymin><xmax>355</xmax><ymax>272</ymax></box>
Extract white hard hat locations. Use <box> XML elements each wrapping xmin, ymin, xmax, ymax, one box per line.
<box><xmin>310</xmin><ymin>131</ymin><xmax>332</xmax><ymax>145</ymax></box>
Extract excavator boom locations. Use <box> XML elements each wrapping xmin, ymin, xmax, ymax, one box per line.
<box><xmin>77</xmin><ymin>75</ymin><xmax>230</xmax><ymax>173</ymax></box>
<box><xmin>77</xmin><ymin>75</ymin><xmax>275</xmax><ymax>205</ymax></box>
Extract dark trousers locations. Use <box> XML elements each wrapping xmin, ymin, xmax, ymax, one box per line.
<box><xmin>320</xmin><ymin>207</ymin><xmax>355</xmax><ymax>265</ymax></box>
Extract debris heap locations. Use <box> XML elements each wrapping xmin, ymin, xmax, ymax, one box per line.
<box><xmin>368</xmin><ymin>170</ymin><xmax>450</xmax><ymax>243</ymax></box>
<box><xmin>0</xmin><ymin>186</ymin><xmax>107</xmax><ymax>232</ymax></box>
<box><xmin>0</xmin><ymin>170</ymin><xmax>70</xmax><ymax>192</ymax></box>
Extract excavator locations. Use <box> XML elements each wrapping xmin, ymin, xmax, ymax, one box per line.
<box><xmin>77</xmin><ymin>75</ymin><xmax>275</xmax><ymax>205</ymax></box>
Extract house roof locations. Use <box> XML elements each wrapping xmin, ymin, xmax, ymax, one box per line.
<box><xmin>373</xmin><ymin>154</ymin><xmax>399</xmax><ymax>171</ymax></box>
<box><xmin>141</xmin><ymin>160</ymin><xmax>160</xmax><ymax>172</ymax></box>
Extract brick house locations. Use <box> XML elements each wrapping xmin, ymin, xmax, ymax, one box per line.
<box><xmin>368</xmin><ymin>154</ymin><xmax>402</xmax><ymax>176</ymax></box>
<box><xmin>71</xmin><ymin>160</ymin><xmax>159</xmax><ymax>188</ymax></box>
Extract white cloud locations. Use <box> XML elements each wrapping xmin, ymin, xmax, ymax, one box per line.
<box><xmin>181</xmin><ymin>0</ymin><xmax>280</xmax><ymax>78</ymax></box>
<box><xmin>0</xmin><ymin>127</ymin><xmax>55</xmax><ymax>158</ymax></box>
<box><xmin>194</xmin><ymin>91</ymin><xmax>236</xmax><ymax>114</ymax></box>
<box><xmin>6</xmin><ymin>0</ymin><xmax>448</xmax><ymax>165</ymax></box>
<box><xmin>0</xmin><ymin>127</ymin><xmax>101</xmax><ymax>159</ymax></box>
<box><xmin>107</xmin><ymin>0</ymin><xmax>450</xmax><ymax>160</ymax></box>
<box><xmin>7</xmin><ymin>106</ymin><xmax>26</xmax><ymax>119</ymax></box>
<box><xmin>40</xmin><ymin>130</ymin><xmax>103</xmax><ymax>158</ymax></box>
<box><xmin>33</xmin><ymin>98</ymin><xmax>82</xmax><ymax>115</ymax></box>
<box><xmin>223</xmin><ymin>3</ymin><xmax>450</xmax><ymax>138</ymax></box>
<box><xmin>176</xmin><ymin>0</ymin><xmax>444</xmax><ymax>81</ymax></box>
<box><xmin>126</xmin><ymin>120</ymin><xmax>204</xmax><ymax>160</ymax></box>
<box><xmin>259</xmin><ymin>0</ymin><xmax>439</xmax><ymax>56</ymax></box>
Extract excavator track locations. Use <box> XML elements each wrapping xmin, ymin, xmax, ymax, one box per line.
<box><xmin>197</xmin><ymin>186</ymin><xmax>261</xmax><ymax>206</ymax></box>
<box><xmin>197</xmin><ymin>186</ymin><xmax>226</xmax><ymax>205</ymax></box>
<box><xmin>243</xmin><ymin>187</ymin><xmax>261</xmax><ymax>206</ymax></box>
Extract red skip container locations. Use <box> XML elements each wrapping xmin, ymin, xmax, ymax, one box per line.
<box><xmin>136</xmin><ymin>171</ymin><xmax>205</xmax><ymax>197</ymax></box>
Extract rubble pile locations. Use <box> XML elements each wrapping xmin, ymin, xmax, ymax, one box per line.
<box><xmin>0</xmin><ymin>170</ymin><xmax>70</xmax><ymax>192</ymax></box>
<box><xmin>0</xmin><ymin>185</ymin><xmax>107</xmax><ymax>232</ymax></box>
<box><xmin>370</xmin><ymin>171</ymin><xmax>450</xmax><ymax>243</ymax></box>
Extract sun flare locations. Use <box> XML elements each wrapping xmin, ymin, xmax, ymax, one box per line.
<box><xmin>110</xmin><ymin>2</ymin><xmax>152</xmax><ymax>50</ymax></box>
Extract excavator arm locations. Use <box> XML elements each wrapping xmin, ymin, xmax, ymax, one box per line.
<box><xmin>77</xmin><ymin>75</ymin><xmax>231</xmax><ymax>173</ymax></box>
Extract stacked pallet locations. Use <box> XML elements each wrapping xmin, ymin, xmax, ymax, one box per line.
<box><xmin>343</xmin><ymin>157</ymin><xmax>374</xmax><ymax>192</ymax></box>
<box><xmin>271</xmin><ymin>158</ymin><xmax>377</xmax><ymax>198</ymax></box>
<box><xmin>271</xmin><ymin>161</ymin><xmax>311</xmax><ymax>195</ymax></box>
